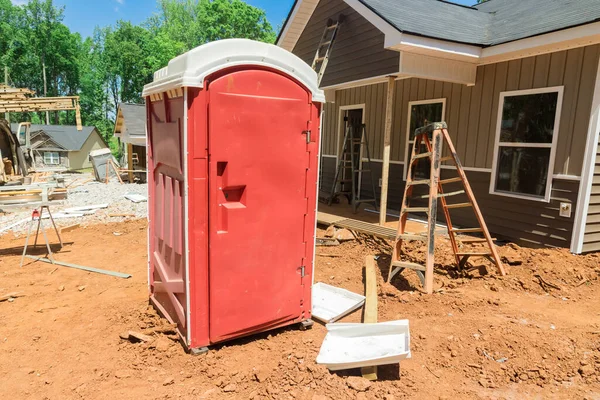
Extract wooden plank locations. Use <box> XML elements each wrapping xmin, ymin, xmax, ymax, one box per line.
<box><xmin>361</xmin><ymin>255</ymin><xmax>378</xmax><ymax>381</ymax></box>
<box><xmin>533</xmin><ymin>53</ymin><xmax>551</xmax><ymax>88</ymax></box>
<box><xmin>519</xmin><ymin>56</ymin><xmax>536</xmax><ymax>89</ymax></box>
<box><xmin>380</xmin><ymin>77</ymin><xmax>396</xmax><ymax>226</ymax></box>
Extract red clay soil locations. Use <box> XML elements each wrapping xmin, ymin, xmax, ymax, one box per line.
<box><xmin>0</xmin><ymin>220</ymin><xmax>599</xmax><ymax>400</ymax></box>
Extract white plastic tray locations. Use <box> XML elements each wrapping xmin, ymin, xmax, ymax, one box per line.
<box><xmin>312</xmin><ymin>282</ymin><xmax>366</xmax><ymax>323</ymax></box>
<box><xmin>316</xmin><ymin>320</ymin><xmax>411</xmax><ymax>371</ymax></box>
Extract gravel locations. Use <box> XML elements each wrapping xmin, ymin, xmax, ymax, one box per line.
<box><xmin>0</xmin><ymin>174</ymin><xmax>148</xmax><ymax>235</ymax></box>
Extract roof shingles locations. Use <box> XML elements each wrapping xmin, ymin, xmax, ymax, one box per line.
<box><xmin>358</xmin><ymin>0</ymin><xmax>600</xmax><ymax>46</ymax></box>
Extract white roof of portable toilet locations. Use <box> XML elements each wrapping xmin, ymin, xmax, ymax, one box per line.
<box><xmin>142</xmin><ymin>39</ymin><xmax>325</xmax><ymax>103</ymax></box>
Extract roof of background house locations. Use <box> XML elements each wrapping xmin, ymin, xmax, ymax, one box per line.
<box><xmin>280</xmin><ymin>0</ymin><xmax>600</xmax><ymax>47</ymax></box>
<box><xmin>116</xmin><ymin>103</ymin><xmax>146</xmax><ymax>137</ymax></box>
<box><xmin>11</xmin><ymin>124</ymin><xmax>98</xmax><ymax>151</ymax></box>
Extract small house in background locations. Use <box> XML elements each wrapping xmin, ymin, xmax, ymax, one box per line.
<box><xmin>10</xmin><ymin>123</ymin><xmax>108</xmax><ymax>171</ymax></box>
<box><xmin>113</xmin><ymin>103</ymin><xmax>147</xmax><ymax>182</ymax></box>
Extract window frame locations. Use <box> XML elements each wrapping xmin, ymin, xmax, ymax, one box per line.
<box><xmin>403</xmin><ymin>98</ymin><xmax>446</xmax><ymax>180</ymax></box>
<box><xmin>43</xmin><ymin>151</ymin><xmax>60</xmax><ymax>166</ymax></box>
<box><xmin>489</xmin><ymin>86</ymin><xmax>564</xmax><ymax>203</ymax></box>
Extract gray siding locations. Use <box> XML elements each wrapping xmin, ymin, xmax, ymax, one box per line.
<box><xmin>322</xmin><ymin>45</ymin><xmax>600</xmax><ymax>176</ymax></box>
<box><xmin>292</xmin><ymin>0</ymin><xmax>399</xmax><ymax>88</ymax></box>
<box><xmin>583</xmin><ymin>141</ymin><xmax>600</xmax><ymax>252</ymax></box>
<box><xmin>321</xmin><ymin>159</ymin><xmax>578</xmax><ymax>248</ymax></box>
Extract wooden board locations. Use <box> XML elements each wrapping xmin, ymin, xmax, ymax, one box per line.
<box><xmin>361</xmin><ymin>255</ymin><xmax>378</xmax><ymax>380</ymax></box>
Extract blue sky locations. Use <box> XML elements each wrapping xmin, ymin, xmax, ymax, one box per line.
<box><xmin>12</xmin><ymin>0</ymin><xmax>475</xmax><ymax>39</ymax></box>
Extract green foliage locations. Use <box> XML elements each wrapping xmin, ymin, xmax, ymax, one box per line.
<box><xmin>2</xmin><ymin>0</ymin><xmax>277</xmax><ymax>144</ymax></box>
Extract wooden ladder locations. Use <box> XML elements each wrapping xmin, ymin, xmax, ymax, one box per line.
<box><xmin>311</xmin><ymin>16</ymin><xmax>344</xmax><ymax>86</ymax></box>
<box><xmin>328</xmin><ymin>123</ymin><xmax>379</xmax><ymax>213</ymax></box>
<box><xmin>387</xmin><ymin>122</ymin><xmax>506</xmax><ymax>294</ymax></box>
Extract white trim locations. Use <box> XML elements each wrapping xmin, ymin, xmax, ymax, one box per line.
<box><xmin>389</xmin><ymin>33</ymin><xmax>482</xmax><ymax>62</ymax></box>
<box><xmin>489</xmin><ymin>86</ymin><xmax>565</xmax><ymax>203</ymax></box>
<box><xmin>183</xmin><ymin>89</ymin><xmax>191</xmax><ymax>346</ymax></box>
<box><xmin>403</xmin><ymin>98</ymin><xmax>447</xmax><ymax>179</ymax></box>
<box><xmin>571</xmin><ymin>57</ymin><xmax>600</xmax><ymax>254</ymax></box>
<box><xmin>553</xmin><ymin>174</ymin><xmax>581</xmax><ymax>182</ymax></box>
<box><xmin>481</xmin><ymin>21</ymin><xmax>600</xmax><ymax>65</ymax></box>
<box><xmin>320</xmin><ymin>73</ymin><xmax>405</xmax><ymax>92</ymax></box>
<box><xmin>277</xmin><ymin>0</ymin><xmax>319</xmax><ymax>52</ymax></box>
<box><xmin>342</xmin><ymin>0</ymin><xmax>402</xmax><ymax>42</ymax></box>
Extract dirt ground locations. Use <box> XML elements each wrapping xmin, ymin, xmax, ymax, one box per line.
<box><xmin>1</xmin><ymin>220</ymin><xmax>599</xmax><ymax>400</ymax></box>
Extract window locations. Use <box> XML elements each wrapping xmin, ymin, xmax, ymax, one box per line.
<box><xmin>44</xmin><ymin>152</ymin><xmax>60</xmax><ymax>165</ymax></box>
<box><xmin>490</xmin><ymin>87</ymin><xmax>564</xmax><ymax>202</ymax></box>
<box><xmin>404</xmin><ymin>99</ymin><xmax>446</xmax><ymax>179</ymax></box>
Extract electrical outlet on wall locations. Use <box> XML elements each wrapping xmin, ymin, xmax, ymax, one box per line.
<box><xmin>559</xmin><ymin>202</ymin><xmax>572</xmax><ymax>218</ymax></box>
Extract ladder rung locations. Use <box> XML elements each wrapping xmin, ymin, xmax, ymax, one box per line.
<box><xmin>315</xmin><ymin>56</ymin><xmax>326</xmax><ymax>63</ymax></box>
<box><xmin>440</xmin><ymin>156</ymin><xmax>454</xmax><ymax>162</ymax></box>
<box><xmin>402</xmin><ymin>207</ymin><xmax>429</xmax><ymax>214</ymax></box>
<box><xmin>339</xmin><ymin>179</ymin><xmax>353</xmax><ymax>183</ymax></box>
<box><xmin>439</xmin><ymin>190</ymin><xmax>465</xmax><ymax>198</ymax></box>
<box><xmin>440</xmin><ymin>177</ymin><xmax>462</xmax><ymax>185</ymax></box>
<box><xmin>356</xmin><ymin>169</ymin><xmax>371</xmax><ymax>172</ymax></box>
<box><xmin>326</xmin><ymin>24</ymin><xmax>338</xmax><ymax>30</ymax></box>
<box><xmin>445</xmin><ymin>202</ymin><xmax>472</xmax><ymax>209</ymax></box>
<box><xmin>456</xmin><ymin>252</ymin><xmax>492</xmax><ymax>257</ymax></box>
<box><xmin>397</xmin><ymin>233</ymin><xmax>427</xmax><ymax>242</ymax></box>
<box><xmin>412</xmin><ymin>152</ymin><xmax>432</xmax><ymax>160</ymax></box>
<box><xmin>451</xmin><ymin>228</ymin><xmax>483</xmax><ymax>233</ymax></box>
<box><xmin>457</xmin><ymin>237</ymin><xmax>496</xmax><ymax>243</ymax></box>
<box><xmin>392</xmin><ymin>261</ymin><xmax>426</xmax><ymax>272</ymax></box>
<box><xmin>407</xmin><ymin>179</ymin><xmax>431</xmax><ymax>186</ymax></box>
<box><xmin>320</xmin><ymin>41</ymin><xmax>332</xmax><ymax>47</ymax></box>
<box><xmin>355</xmin><ymin>199</ymin><xmax>376</xmax><ymax>204</ymax></box>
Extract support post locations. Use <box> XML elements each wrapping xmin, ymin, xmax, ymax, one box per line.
<box><xmin>43</xmin><ymin>62</ymin><xmax>49</xmax><ymax>125</ymax></box>
<box><xmin>379</xmin><ymin>76</ymin><xmax>396</xmax><ymax>226</ymax></box>
<box><xmin>127</xmin><ymin>143</ymin><xmax>134</xmax><ymax>183</ymax></box>
<box><xmin>4</xmin><ymin>66</ymin><xmax>9</xmax><ymax>122</ymax></box>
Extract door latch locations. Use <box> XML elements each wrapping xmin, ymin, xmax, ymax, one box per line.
<box><xmin>302</xmin><ymin>130</ymin><xmax>311</xmax><ymax>144</ymax></box>
<box><xmin>299</xmin><ymin>266</ymin><xmax>306</xmax><ymax>278</ymax></box>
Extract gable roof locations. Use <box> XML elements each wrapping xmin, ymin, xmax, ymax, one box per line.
<box><xmin>115</xmin><ymin>103</ymin><xmax>146</xmax><ymax>138</ymax></box>
<box><xmin>279</xmin><ymin>0</ymin><xmax>600</xmax><ymax>48</ymax></box>
<box><xmin>11</xmin><ymin>123</ymin><xmax>97</xmax><ymax>151</ymax></box>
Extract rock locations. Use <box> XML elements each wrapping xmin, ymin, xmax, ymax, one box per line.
<box><xmin>579</xmin><ymin>364</ymin><xmax>595</xmax><ymax>377</ymax></box>
<box><xmin>118</xmin><ymin>332</ymin><xmax>130</xmax><ymax>340</ymax></box>
<box><xmin>154</xmin><ymin>337</ymin><xmax>171</xmax><ymax>352</ymax></box>
<box><xmin>114</xmin><ymin>370</ymin><xmax>132</xmax><ymax>379</ymax></box>
<box><xmin>333</xmin><ymin>228</ymin><xmax>355</xmax><ymax>242</ymax></box>
<box><xmin>347</xmin><ymin>376</ymin><xmax>372</xmax><ymax>392</ymax></box>
<box><xmin>163</xmin><ymin>377</ymin><xmax>175</xmax><ymax>386</ymax></box>
<box><xmin>223</xmin><ymin>384</ymin><xmax>237</xmax><ymax>393</ymax></box>
<box><xmin>450</xmin><ymin>350</ymin><xmax>458</xmax><ymax>358</ymax></box>
<box><xmin>78</xmin><ymin>285</ymin><xmax>86</xmax><ymax>292</ymax></box>
<box><xmin>127</xmin><ymin>331</ymin><xmax>153</xmax><ymax>343</ymax></box>
<box><xmin>324</xmin><ymin>225</ymin><xmax>336</xmax><ymax>238</ymax></box>
<box><xmin>58</xmin><ymin>285</ymin><xmax>65</xmax><ymax>292</ymax></box>
<box><xmin>254</xmin><ymin>370</ymin><xmax>269</xmax><ymax>383</ymax></box>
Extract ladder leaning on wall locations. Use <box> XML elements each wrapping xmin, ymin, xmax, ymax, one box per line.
<box><xmin>311</xmin><ymin>15</ymin><xmax>344</xmax><ymax>85</ymax></box>
<box><xmin>388</xmin><ymin>122</ymin><xmax>507</xmax><ymax>294</ymax></box>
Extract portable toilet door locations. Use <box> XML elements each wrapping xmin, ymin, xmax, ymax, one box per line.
<box><xmin>143</xmin><ymin>39</ymin><xmax>325</xmax><ymax>352</ymax></box>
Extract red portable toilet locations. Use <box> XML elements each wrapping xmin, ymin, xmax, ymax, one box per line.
<box><xmin>142</xmin><ymin>39</ymin><xmax>325</xmax><ymax>353</ymax></box>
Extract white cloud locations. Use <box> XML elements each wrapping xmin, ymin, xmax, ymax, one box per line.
<box><xmin>114</xmin><ymin>6</ymin><xmax>119</xmax><ymax>12</ymax></box>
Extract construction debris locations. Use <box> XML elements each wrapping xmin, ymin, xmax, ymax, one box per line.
<box><xmin>25</xmin><ymin>256</ymin><xmax>132</xmax><ymax>279</ymax></box>
<box><xmin>312</xmin><ymin>282</ymin><xmax>365</xmax><ymax>323</ymax></box>
<box><xmin>316</xmin><ymin>320</ymin><xmax>411</xmax><ymax>371</ymax></box>
<box><xmin>0</xmin><ymin>292</ymin><xmax>25</xmax><ymax>302</ymax></box>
